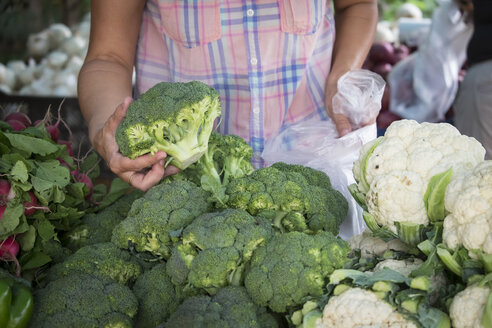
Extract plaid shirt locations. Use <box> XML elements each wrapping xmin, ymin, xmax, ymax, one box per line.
<box><xmin>136</xmin><ymin>0</ymin><xmax>335</xmax><ymax>167</ymax></box>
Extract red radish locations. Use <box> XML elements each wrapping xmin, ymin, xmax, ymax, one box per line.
<box><xmin>0</xmin><ymin>180</ymin><xmax>11</xmax><ymax>206</ymax></box>
<box><xmin>373</xmin><ymin>62</ymin><xmax>392</xmax><ymax>81</ymax></box>
<box><xmin>6</xmin><ymin>119</ymin><xmax>27</xmax><ymax>131</ymax></box>
<box><xmin>0</xmin><ymin>236</ymin><xmax>21</xmax><ymax>276</ymax></box>
<box><xmin>46</xmin><ymin>124</ymin><xmax>60</xmax><ymax>142</ymax></box>
<box><xmin>4</xmin><ymin>112</ymin><xmax>31</xmax><ymax>127</ymax></box>
<box><xmin>75</xmin><ymin>173</ymin><xmax>94</xmax><ymax>199</ymax></box>
<box><xmin>24</xmin><ymin>192</ymin><xmax>38</xmax><ymax>216</ymax></box>
<box><xmin>369</xmin><ymin>42</ymin><xmax>395</xmax><ymax>65</ymax></box>
<box><xmin>59</xmin><ymin>140</ymin><xmax>73</xmax><ymax>156</ymax></box>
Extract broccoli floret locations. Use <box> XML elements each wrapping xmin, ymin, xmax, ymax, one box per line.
<box><xmin>225</xmin><ymin>163</ymin><xmax>348</xmax><ymax>234</ymax></box>
<box><xmin>111</xmin><ymin>180</ymin><xmax>212</xmax><ymax>259</ymax></box>
<box><xmin>165</xmin><ymin>286</ymin><xmax>276</xmax><ymax>328</ymax></box>
<box><xmin>63</xmin><ymin>190</ymin><xmax>144</xmax><ymax>251</ymax></box>
<box><xmin>244</xmin><ymin>231</ymin><xmax>351</xmax><ymax>313</ymax></box>
<box><xmin>115</xmin><ymin>81</ymin><xmax>222</xmax><ymax>169</ymax></box>
<box><xmin>47</xmin><ymin>243</ymin><xmax>142</xmax><ymax>285</ymax></box>
<box><xmin>132</xmin><ymin>263</ymin><xmax>180</xmax><ymax>328</ymax></box>
<box><xmin>166</xmin><ymin>209</ymin><xmax>274</xmax><ymax>294</ymax></box>
<box><xmin>182</xmin><ymin>132</ymin><xmax>254</xmax><ymax>207</ymax></box>
<box><xmin>29</xmin><ymin>273</ymin><xmax>138</xmax><ymax>328</ymax></box>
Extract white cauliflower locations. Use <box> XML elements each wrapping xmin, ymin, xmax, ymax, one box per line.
<box><xmin>449</xmin><ymin>284</ymin><xmax>490</xmax><ymax>328</ymax></box>
<box><xmin>316</xmin><ymin>287</ymin><xmax>417</xmax><ymax>328</ymax></box>
<box><xmin>353</xmin><ymin>120</ymin><xmax>485</xmax><ymax>233</ymax></box>
<box><xmin>349</xmin><ymin>230</ymin><xmax>409</xmax><ymax>258</ymax></box>
<box><xmin>443</xmin><ymin>161</ymin><xmax>492</xmax><ymax>254</ymax></box>
<box><xmin>372</xmin><ymin>259</ymin><xmax>423</xmax><ymax>277</ymax></box>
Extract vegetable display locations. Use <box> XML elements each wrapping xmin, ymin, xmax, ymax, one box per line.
<box><xmin>2</xmin><ymin>80</ymin><xmax>492</xmax><ymax>327</ymax></box>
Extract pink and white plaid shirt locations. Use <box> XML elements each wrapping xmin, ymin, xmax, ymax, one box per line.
<box><xmin>136</xmin><ymin>0</ymin><xmax>335</xmax><ymax>167</ymax></box>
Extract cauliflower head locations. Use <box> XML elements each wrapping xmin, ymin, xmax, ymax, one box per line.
<box><xmin>449</xmin><ymin>284</ymin><xmax>490</xmax><ymax>328</ymax></box>
<box><xmin>353</xmin><ymin>120</ymin><xmax>484</xmax><ymax>233</ymax></box>
<box><xmin>443</xmin><ymin>161</ymin><xmax>492</xmax><ymax>254</ymax></box>
<box><xmin>317</xmin><ymin>287</ymin><xmax>417</xmax><ymax>328</ymax></box>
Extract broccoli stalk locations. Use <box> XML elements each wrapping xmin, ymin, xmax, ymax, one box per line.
<box><xmin>116</xmin><ymin>81</ymin><xmax>222</xmax><ymax>169</ymax></box>
<box><xmin>193</xmin><ymin>132</ymin><xmax>254</xmax><ymax>206</ymax></box>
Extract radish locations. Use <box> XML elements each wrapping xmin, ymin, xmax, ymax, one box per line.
<box><xmin>6</xmin><ymin>119</ymin><xmax>27</xmax><ymax>131</ymax></box>
<box><xmin>59</xmin><ymin>140</ymin><xmax>73</xmax><ymax>156</ymax></box>
<box><xmin>0</xmin><ymin>180</ymin><xmax>11</xmax><ymax>206</ymax></box>
<box><xmin>24</xmin><ymin>192</ymin><xmax>38</xmax><ymax>216</ymax></box>
<box><xmin>0</xmin><ymin>236</ymin><xmax>21</xmax><ymax>276</ymax></box>
<box><xmin>75</xmin><ymin>173</ymin><xmax>93</xmax><ymax>199</ymax></box>
<box><xmin>393</xmin><ymin>45</ymin><xmax>410</xmax><ymax>64</ymax></box>
<box><xmin>4</xmin><ymin>112</ymin><xmax>31</xmax><ymax>127</ymax></box>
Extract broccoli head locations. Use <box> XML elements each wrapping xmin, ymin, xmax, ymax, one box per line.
<box><xmin>225</xmin><ymin>163</ymin><xmax>348</xmax><ymax>234</ymax></box>
<box><xmin>132</xmin><ymin>263</ymin><xmax>181</xmax><ymax>328</ymax></box>
<box><xmin>111</xmin><ymin>180</ymin><xmax>212</xmax><ymax>259</ymax></box>
<box><xmin>115</xmin><ymin>81</ymin><xmax>222</xmax><ymax>169</ymax></box>
<box><xmin>29</xmin><ymin>273</ymin><xmax>138</xmax><ymax>328</ymax></box>
<box><xmin>47</xmin><ymin>242</ymin><xmax>142</xmax><ymax>285</ymax></box>
<box><xmin>63</xmin><ymin>190</ymin><xmax>144</xmax><ymax>251</ymax></box>
<box><xmin>244</xmin><ymin>231</ymin><xmax>351</xmax><ymax>313</ymax></box>
<box><xmin>164</xmin><ymin>286</ymin><xmax>278</xmax><ymax>328</ymax></box>
<box><xmin>166</xmin><ymin>209</ymin><xmax>274</xmax><ymax>294</ymax></box>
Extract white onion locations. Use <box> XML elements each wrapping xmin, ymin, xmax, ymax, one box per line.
<box><xmin>74</xmin><ymin>21</ymin><xmax>90</xmax><ymax>40</ymax></box>
<box><xmin>0</xmin><ymin>64</ymin><xmax>5</xmax><ymax>85</ymax></box>
<box><xmin>396</xmin><ymin>3</ymin><xmax>423</xmax><ymax>20</ymax></box>
<box><xmin>375</xmin><ymin>22</ymin><xmax>396</xmax><ymax>43</ymax></box>
<box><xmin>27</xmin><ymin>31</ymin><xmax>51</xmax><ymax>58</ymax></box>
<box><xmin>30</xmin><ymin>79</ymin><xmax>52</xmax><ymax>96</ymax></box>
<box><xmin>3</xmin><ymin>67</ymin><xmax>17</xmax><ymax>90</ymax></box>
<box><xmin>7</xmin><ymin>60</ymin><xmax>26</xmax><ymax>75</ymax></box>
<box><xmin>0</xmin><ymin>84</ymin><xmax>11</xmax><ymax>94</ymax></box>
<box><xmin>60</xmin><ymin>36</ymin><xmax>87</xmax><ymax>57</ymax></box>
<box><xmin>52</xmin><ymin>85</ymin><xmax>72</xmax><ymax>97</ymax></box>
<box><xmin>47</xmin><ymin>51</ymin><xmax>69</xmax><ymax>69</ymax></box>
<box><xmin>18</xmin><ymin>66</ymin><xmax>37</xmax><ymax>86</ymax></box>
<box><xmin>40</xmin><ymin>67</ymin><xmax>56</xmax><ymax>83</ymax></box>
<box><xmin>66</xmin><ymin>56</ymin><xmax>84</xmax><ymax>74</ymax></box>
<box><xmin>48</xmin><ymin>23</ymin><xmax>72</xmax><ymax>49</ymax></box>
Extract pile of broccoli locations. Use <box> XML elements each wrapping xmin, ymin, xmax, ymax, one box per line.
<box><xmin>26</xmin><ymin>81</ymin><xmax>353</xmax><ymax>328</ymax></box>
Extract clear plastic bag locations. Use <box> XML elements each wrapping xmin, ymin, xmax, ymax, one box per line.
<box><xmin>262</xmin><ymin>69</ymin><xmax>384</xmax><ymax>239</ymax></box>
<box><xmin>388</xmin><ymin>0</ymin><xmax>473</xmax><ymax>122</ymax></box>
<box><xmin>332</xmin><ymin>69</ymin><xmax>386</xmax><ymax>129</ymax></box>
<box><xmin>262</xmin><ymin>120</ymin><xmax>377</xmax><ymax>240</ymax></box>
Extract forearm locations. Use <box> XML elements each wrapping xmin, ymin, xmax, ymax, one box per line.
<box><xmin>78</xmin><ymin>58</ymin><xmax>133</xmax><ymax>145</ymax></box>
<box><xmin>329</xmin><ymin>1</ymin><xmax>378</xmax><ymax>85</ymax></box>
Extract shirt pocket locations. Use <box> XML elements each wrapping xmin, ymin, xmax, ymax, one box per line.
<box><xmin>157</xmin><ymin>0</ymin><xmax>221</xmax><ymax>48</ymax></box>
<box><xmin>277</xmin><ymin>0</ymin><xmax>326</xmax><ymax>35</ymax></box>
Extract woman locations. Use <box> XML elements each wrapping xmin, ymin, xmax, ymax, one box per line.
<box><xmin>78</xmin><ymin>0</ymin><xmax>378</xmax><ymax>191</ymax></box>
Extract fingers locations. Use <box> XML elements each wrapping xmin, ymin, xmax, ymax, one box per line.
<box><xmin>111</xmin><ymin>151</ymin><xmax>167</xmax><ymax>174</ymax></box>
<box><xmin>125</xmin><ymin>160</ymin><xmax>166</xmax><ymax>191</ymax></box>
<box><xmin>108</xmin><ymin>97</ymin><xmax>133</xmax><ymax>131</ymax></box>
<box><xmin>333</xmin><ymin>113</ymin><xmax>352</xmax><ymax>137</ymax></box>
<box><xmin>163</xmin><ymin>165</ymin><xmax>181</xmax><ymax>178</ymax></box>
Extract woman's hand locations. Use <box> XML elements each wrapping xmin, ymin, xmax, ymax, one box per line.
<box><xmin>325</xmin><ymin>78</ymin><xmax>352</xmax><ymax>137</ymax></box>
<box><xmin>91</xmin><ymin>97</ymin><xmax>179</xmax><ymax>191</ymax></box>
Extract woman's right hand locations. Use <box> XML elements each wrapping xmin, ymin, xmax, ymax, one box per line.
<box><xmin>91</xmin><ymin>97</ymin><xmax>180</xmax><ymax>191</ymax></box>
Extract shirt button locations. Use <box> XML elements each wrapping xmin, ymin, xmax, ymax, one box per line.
<box><xmin>250</xmin><ymin>57</ymin><xmax>258</xmax><ymax>65</ymax></box>
<box><xmin>247</xmin><ymin>9</ymin><xmax>254</xmax><ymax>17</ymax></box>
<box><xmin>253</xmin><ymin>107</ymin><xmax>260</xmax><ymax>114</ymax></box>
